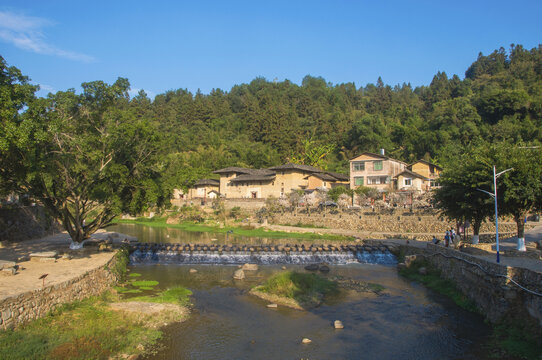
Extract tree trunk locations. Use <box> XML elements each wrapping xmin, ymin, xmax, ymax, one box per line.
<box><xmin>515</xmin><ymin>214</ymin><xmax>527</xmax><ymax>251</ymax></box>
<box><xmin>472</xmin><ymin>219</ymin><xmax>482</xmax><ymax>245</ymax></box>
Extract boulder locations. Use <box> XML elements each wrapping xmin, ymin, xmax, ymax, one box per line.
<box><xmin>1</xmin><ymin>267</ymin><xmax>16</xmax><ymax>276</ymax></box>
<box><xmin>334</xmin><ymin>320</ymin><xmax>344</xmax><ymax>329</ymax></box>
<box><xmin>233</xmin><ymin>269</ymin><xmax>245</xmax><ymax>280</ymax></box>
<box><xmin>418</xmin><ymin>267</ymin><xmax>427</xmax><ymax>275</ymax></box>
<box><xmin>404</xmin><ymin>255</ymin><xmax>422</xmax><ymax>268</ymax></box>
<box><xmin>266</xmin><ymin>303</ymin><xmax>278</xmax><ymax>308</ymax></box>
<box><xmin>319</xmin><ymin>264</ymin><xmax>330</xmax><ymax>273</ymax></box>
<box><xmin>189</xmin><ymin>268</ymin><xmax>198</xmax><ymax>273</ymax></box>
<box><xmin>301</xmin><ymin>338</ymin><xmax>312</xmax><ymax>344</ymax></box>
<box><xmin>304</xmin><ymin>264</ymin><xmax>319</xmax><ymax>271</ymax></box>
<box><xmin>242</xmin><ymin>263</ymin><xmax>259</xmax><ymax>271</ymax></box>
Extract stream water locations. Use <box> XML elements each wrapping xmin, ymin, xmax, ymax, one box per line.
<box><xmin>110</xmin><ymin>224</ymin><xmax>491</xmax><ymax>360</ymax></box>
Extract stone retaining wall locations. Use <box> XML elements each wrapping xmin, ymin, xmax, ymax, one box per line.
<box><xmin>400</xmin><ymin>244</ymin><xmax>542</xmax><ymax>327</ymax></box>
<box><xmin>270</xmin><ymin>212</ymin><xmax>526</xmax><ymax>240</ymax></box>
<box><xmin>0</xmin><ymin>254</ymin><xmax>121</xmax><ymax>330</ymax></box>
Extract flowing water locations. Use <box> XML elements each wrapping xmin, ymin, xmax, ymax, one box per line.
<box><xmin>111</xmin><ymin>224</ymin><xmax>491</xmax><ymax>360</ymax></box>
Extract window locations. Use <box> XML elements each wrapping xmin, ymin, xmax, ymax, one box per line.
<box><xmin>352</xmin><ymin>161</ymin><xmax>365</xmax><ymax>171</ymax></box>
<box><xmin>354</xmin><ymin>177</ymin><xmax>364</xmax><ymax>186</ymax></box>
<box><xmin>373</xmin><ymin>161</ymin><xmax>383</xmax><ymax>171</ymax></box>
<box><xmin>404</xmin><ymin>178</ymin><xmax>412</xmax><ymax>186</ymax></box>
<box><xmin>367</xmin><ymin>176</ymin><xmax>389</xmax><ymax>185</ymax></box>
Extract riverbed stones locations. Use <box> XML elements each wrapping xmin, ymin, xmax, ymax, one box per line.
<box><xmin>233</xmin><ymin>269</ymin><xmax>245</xmax><ymax>280</ymax></box>
<box><xmin>301</xmin><ymin>338</ymin><xmax>312</xmax><ymax>344</ymax></box>
<box><xmin>266</xmin><ymin>303</ymin><xmax>278</xmax><ymax>308</ymax></box>
<box><xmin>334</xmin><ymin>320</ymin><xmax>344</xmax><ymax>329</ymax></box>
<box><xmin>242</xmin><ymin>263</ymin><xmax>258</xmax><ymax>271</ymax></box>
<box><xmin>319</xmin><ymin>264</ymin><xmax>330</xmax><ymax>273</ymax></box>
<box><xmin>304</xmin><ymin>264</ymin><xmax>319</xmax><ymax>271</ymax></box>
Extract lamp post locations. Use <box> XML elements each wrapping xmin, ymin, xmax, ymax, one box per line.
<box><xmin>477</xmin><ymin>166</ymin><xmax>513</xmax><ymax>263</ymax></box>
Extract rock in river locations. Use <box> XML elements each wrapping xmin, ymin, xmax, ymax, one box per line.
<box><xmin>233</xmin><ymin>269</ymin><xmax>245</xmax><ymax>280</ymax></box>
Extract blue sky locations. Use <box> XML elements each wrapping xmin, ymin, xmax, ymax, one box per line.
<box><xmin>1</xmin><ymin>0</ymin><xmax>541</xmax><ymax>98</ymax></box>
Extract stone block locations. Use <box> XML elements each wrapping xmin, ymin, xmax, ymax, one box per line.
<box><xmin>0</xmin><ymin>260</ymin><xmax>16</xmax><ymax>269</ymax></box>
<box><xmin>1</xmin><ymin>267</ymin><xmax>16</xmax><ymax>276</ymax></box>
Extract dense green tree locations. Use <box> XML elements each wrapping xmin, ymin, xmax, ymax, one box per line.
<box><xmin>433</xmin><ymin>144</ymin><xmax>495</xmax><ymax>243</ymax></box>
<box><xmin>22</xmin><ymin>79</ymin><xmax>163</xmax><ymax>246</ymax></box>
<box><xmin>0</xmin><ymin>56</ymin><xmax>39</xmax><ymax>195</ymax></box>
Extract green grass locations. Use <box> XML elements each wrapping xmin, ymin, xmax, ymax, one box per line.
<box><xmin>0</xmin><ymin>294</ymin><xmax>161</xmax><ymax>360</ymax></box>
<box><xmin>129</xmin><ymin>286</ymin><xmax>192</xmax><ymax>307</ymax></box>
<box><xmin>488</xmin><ymin>321</ymin><xmax>542</xmax><ymax>359</ymax></box>
<box><xmin>114</xmin><ymin>218</ymin><xmax>353</xmax><ymax>241</ymax></box>
<box><xmin>131</xmin><ymin>280</ymin><xmax>159</xmax><ymax>288</ymax></box>
<box><xmin>257</xmin><ymin>271</ymin><xmax>337</xmax><ymax>306</ymax></box>
<box><xmin>398</xmin><ymin>259</ymin><xmax>477</xmax><ymax>312</ymax></box>
<box><xmin>128</xmin><ymin>273</ymin><xmax>142</xmax><ymax>277</ymax></box>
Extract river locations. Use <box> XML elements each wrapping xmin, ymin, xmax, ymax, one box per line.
<box><xmin>109</xmin><ymin>223</ymin><xmax>491</xmax><ymax>360</ymax></box>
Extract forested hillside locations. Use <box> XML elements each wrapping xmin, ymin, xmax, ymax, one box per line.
<box><xmin>128</xmin><ymin>44</ymin><xmax>542</xmax><ymax>191</ymax></box>
<box><xmin>2</xmin><ymin>44</ymin><xmax>542</xmax><ymax>201</ymax></box>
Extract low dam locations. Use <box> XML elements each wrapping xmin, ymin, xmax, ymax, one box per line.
<box><xmin>129</xmin><ymin>242</ymin><xmax>397</xmax><ymax>265</ymax></box>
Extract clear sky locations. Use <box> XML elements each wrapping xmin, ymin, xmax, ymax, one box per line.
<box><xmin>1</xmin><ymin>0</ymin><xmax>541</xmax><ymax>98</ymax></box>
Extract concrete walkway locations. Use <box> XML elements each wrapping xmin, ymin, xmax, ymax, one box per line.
<box><xmin>0</xmin><ymin>230</ymin><xmax>125</xmax><ymax>301</ymax></box>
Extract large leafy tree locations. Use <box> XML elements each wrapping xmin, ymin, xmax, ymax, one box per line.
<box><xmin>433</xmin><ymin>144</ymin><xmax>494</xmax><ymax>243</ymax></box>
<box><xmin>0</xmin><ymin>56</ymin><xmax>39</xmax><ymax>195</ymax></box>
<box><xmin>492</xmin><ymin>143</ymin><xmax>542</xmax><ymax>250</ymax></box>
<box><xmin>20</xmin><ymin>78</ymin><xmax>164</xmax><ymax>246</ymax></box>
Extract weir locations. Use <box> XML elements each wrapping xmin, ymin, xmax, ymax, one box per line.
<box><xmin>128</xmin><ymin>243</ymin><xmax>397</xmax><ymax>265</ymax></box>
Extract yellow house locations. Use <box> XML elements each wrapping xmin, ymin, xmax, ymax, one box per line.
<box><xmin>188</xmin><ymin>179</ymin><xmax>220</xmax><ymax>198</ymax></box>
<box><xmin>350</xmin><ymin>152</ymin><xmax>406</xmax><ymax>191</ymax></box>
<box><xmin>395</xmin><ymin>169</ymin><xmax>430</xmax><ymax>192</ymax></box>
<box><xmin>213</xmin><ymin>163</ymin><xmax>348</xmax><ymax>198</ymax></box>
<box><xmin>408</xmin><ymin>160</ymin><xmax>442</xmax><ymax>189</ymax></box>
<box><xmin>306</xmin><ymin>172</ymin><xmax>350</xmax><ymax>190</ymax></box>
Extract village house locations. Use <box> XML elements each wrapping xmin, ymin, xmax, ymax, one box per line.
<box><xmin>395</xmin><ymin>169</ymin><xmax>430</xmax><ymax>192</ymax></box>
<box><xmin>394</xmin><ymin>160</ymin><xmax>443</xmax><ymax>193</ymax></box>
<box><xmin>188</xmin><ymin>179</ymin><xmax>220</xmax><ymax>199</ymax></box>
<box><xmin>349</xmin><ymin>151</ymin><xmax>406</xmax><ymax>191</ymax></box>
<box><xmin>408</xmin><ymin>159</ymin><xmax>442</xmax><ymax>188</ymax></box>
<box><xmin>212</xmin><ymin>163</ymin><xmax>348</xmax><ymax>199</ymax></box>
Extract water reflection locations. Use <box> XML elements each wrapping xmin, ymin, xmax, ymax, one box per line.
<box><xmin>129</xmin><ymin>264</ymin><xmax>490</xmax><ymax>360</ymax></box>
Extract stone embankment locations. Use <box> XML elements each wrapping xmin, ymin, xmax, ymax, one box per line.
<box><xmin>400</xmin><ymin>243</ymin><xmax>542</xmax><ymax>328</ymax></box>
<box><xmin>130</xmin><ymin>242</ymin><xmax>391</xmax><ymax>254</ymax></box>
<box><xmin>0</xmin><ymin>249</ymin><xmax>121</xmax><ymax>330</ymax></box>
<box><xmin>268</xmin><ymin>211</ymin><xmax>532</xmax><ymax>241</ymax></box>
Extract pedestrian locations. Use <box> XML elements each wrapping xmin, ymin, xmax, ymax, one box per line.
<box><xmin>432</xmin><ymin>236</ymin><xmax>440</xmax><ymax>245</ymax></box>
<box><xmin>444</xmin><ymin>231</ymin><xmax>450</xmax><ymax>247</ymax></box>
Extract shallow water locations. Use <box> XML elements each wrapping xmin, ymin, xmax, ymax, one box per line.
<box><xmin>109</xmin><ymin>223</ymin><xmax>341</xmax><ymax>245</ymax></box>
<box><xmin>115</xmin><ymin>223</ymin><xmax>490</xmax><ymax>359</ymax></box>
<box><xmin>129</xmin><ymin>264</ymin><xmax>490</xmax><ymax>360</ymax></box>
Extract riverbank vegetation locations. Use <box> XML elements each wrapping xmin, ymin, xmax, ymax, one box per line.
<box><xmin>399</xmin><ymin>257</ymin><xmax>542</xmax><ymax>359</ymax></box>
<box><xmin>0</xmin><ymin>290</ymin><xmax>187</xmax><ymax>360</ymax></box>
<box><xmin>114</xmin><ymin>216</ymin><xmax>353</xmax><ymax>241</ymax></box>
<box><xmin>250</xmin><ymin>271</ymin><xmax>337</xmax><ymax>309</ymax></box>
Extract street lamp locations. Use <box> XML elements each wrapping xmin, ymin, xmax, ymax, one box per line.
<box><xmin>477</xmin><ymin>166</ymin><xmax>513</xmax><ymax>263</ymax></box>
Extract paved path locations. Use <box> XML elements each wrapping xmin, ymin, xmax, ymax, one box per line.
<box><xmin>0</xmin><ymin>230</ymin><xmax>122</xmax><ymax>301</ymax></box>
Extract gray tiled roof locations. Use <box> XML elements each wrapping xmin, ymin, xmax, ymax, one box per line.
<box><xmin>268</xmin><ymin>163</ymin><xmax>323</xmax><ymax>173</ymax></box>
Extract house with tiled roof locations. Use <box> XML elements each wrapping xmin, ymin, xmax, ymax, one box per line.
<box><xmin>213</xmin><ymin>163</ymin><xmax>348</xmax><ymax>198</ymax></box>
<box><xmin>349</xmin><ymin>151</ymin><xmax>406</xmax><ymax>191</ymax></box>
<box><xmin>407</xmin><ymin>160</ymin><xmax>442</xmax><ymax>190</ymax></box>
